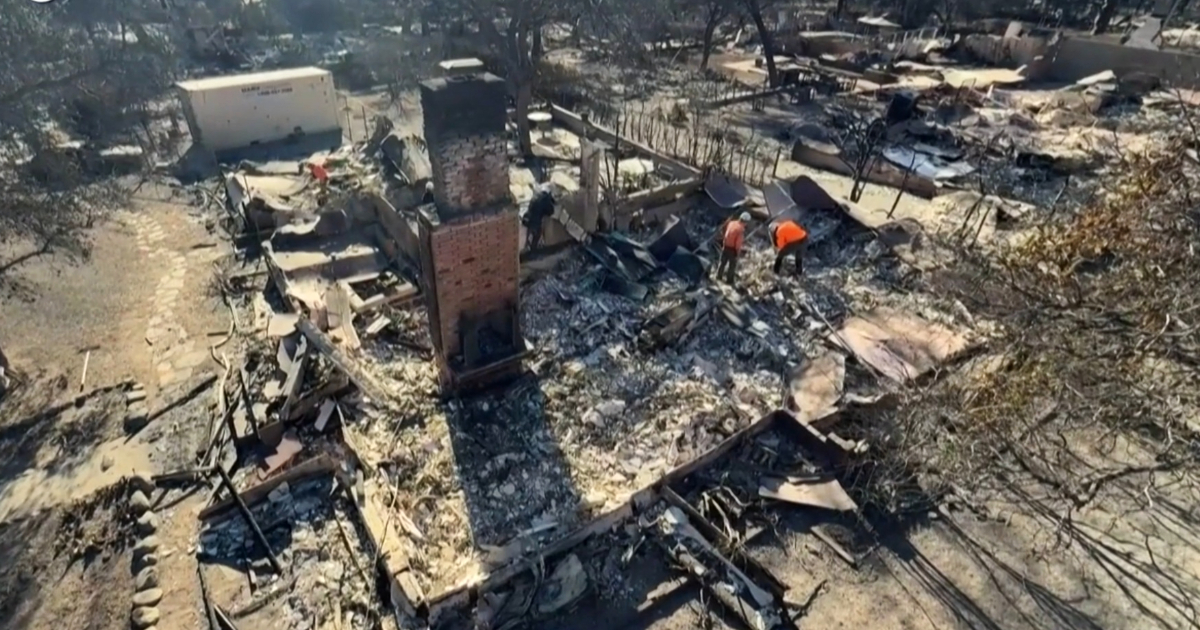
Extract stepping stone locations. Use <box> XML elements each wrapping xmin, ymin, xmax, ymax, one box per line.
<box><xmin>135</xmin><ymin>566</ymin><xmax>159</xmax><ymax>591</ymax></box>
<box><xmin>129</xmin><ymin>491</ymin><xmax>151</xmax><ymax>514</ymax></box>
<box><xmin>131</xmin><ymin>606</ymin><xmax>159</xmax><ymax>629</ymax></box>
<box><xmin>137</xmin><ymin>511</ymin><xmax>159</xmax><ymax>535</ymax></box>
<box><xmin>134</xmin><ymin>535</ymin><xmax>161</xmax><ymax>558</ymax></box>
<box><xmin>124</xmin><ymin>409</ymin><xmax>150</xmax><ymax>434</ymax></box>
<box><xmin>129</xmin><ymin>471</ymin><xmax>155</xmax><ymax>495</ymax></box>
<box><xmin>132</xmin><ymin>588</ymin><xmax>163</xmax><ymax>608</ymax></box>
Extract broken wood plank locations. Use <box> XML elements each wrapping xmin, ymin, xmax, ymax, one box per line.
<box><xmin>758</xmin><ymin>476</ymin><xmax>858</xmax><ymax>512</ymax></box>
<box><xmin>656</xmin><ymin>506</ymin><xmax>782</xmax><ymax>630</ymax></box>
<box><xmin>811</xmin><ymin>525</ymin><xmax>856</xmax><ymax>568</ymax></box>
<box><xmin>200</xmin><ymin>455</ymin><xmax>336</xmax><ymax>520</ymax></box>
<box><xmin>215</xmin><ymin>466</ymin><xmax>284</xmax><ymax>575</ymax></box>
<box><xmin>230</xmin><ymin>574</ymin><xmax>298</xmax><ymax>619</ymax></box>
<box><xmin>197</xmin><ymin>564</ymin><xmax>221</xmax><ymax>630</ymax></box>
<box><xmin>297</xmin><ymin>318</ymin><xmax>395</xmax><ymax>409</ymax></box>
<box><xmin>356</xmin><ymin>293</ymin><xmax>387</xmax><ymax>314</ymax></box>
<box><xmin>237</xmin><ymin>367</ymin><xmax>259</xmax><ymax>439</ymax></box>
<box><xmin>660</xmin><ymin>485</ymin><xmax>788</xmax><ymax>598</ymax></box>
<box><xmin>285</xmin><ymin>374</ymin><xmax>350</xmax><ymax>422</ymax></box>
<box><xmin>315</xmin><ymin>399</ymin><xmax>337</xmax><ymax>432</ymax></box>
<box><xmin>278</xmin><ymin>337</ymin><xmax>308</xmax><ymax>421</ymax></box>
<box><xmin>364</xmin><ymin>314</ymin><xmax>390</xmax><ymax>337</ymax></box>
<box><xmin>154</xmin><ymin>466</ymin><xmax>217</xmax><ymax>484</ymax></box>
<box><xmin>266</xmin><ymin>312</ymin><xmax>299</xmax><ymax>338</ymax></box>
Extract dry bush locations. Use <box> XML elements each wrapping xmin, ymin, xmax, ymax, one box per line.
<box><xmin>849</xmin><ymin>137</ymin><xmax>1200</xmax><ymax>518</ymax></box>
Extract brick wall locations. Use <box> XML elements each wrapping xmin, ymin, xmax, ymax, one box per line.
<box><xmin>420</xmin><ymin>72</ymin><xmax>509</xmax><ymax>220</ymax></box>
<box><xmin>423</xmin><ymin>210</ymin><xmax>520</xmax><ymax>361</ymax></box>
<box><xmin>427</xmin><ymin>132</ymin><xmax>509</xmax><ymax>213</ymax></box>
<box><xmin>418</xmin><ymin>64</ymin><xmax>522</xmax><ymax>380</ymax></box>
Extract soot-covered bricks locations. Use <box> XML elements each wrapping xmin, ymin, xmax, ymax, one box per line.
<box><xmin>416</xmin><ymin>60</ymin><xmax>523</xmax><ymax>390</ymax></box>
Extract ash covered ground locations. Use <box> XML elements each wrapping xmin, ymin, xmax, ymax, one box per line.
<box><xmin>339</xmin><ymin>201</ymin><xmax>968</xmax><ymax>596</ymax></box>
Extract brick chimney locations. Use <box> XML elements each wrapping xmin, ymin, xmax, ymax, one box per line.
<box><xmin>416</xmin><ymin>59</ymin><xmax>524</xmax><ymax>392</ymax></box>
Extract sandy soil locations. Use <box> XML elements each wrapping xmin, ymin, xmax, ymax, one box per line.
<box><xmin>0</xmin><ymin>182</ymin><xmax>229</xmax><ymax>630</ymax></box>
<box><xmin>0</xmin><ymin>486</ymin><xmax>133</xmax><ymax>630</ymax></box>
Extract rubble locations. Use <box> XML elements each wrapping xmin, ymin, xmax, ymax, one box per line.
<box><xmin>332</xmin><ymin>191</ymin><xmax>956</xmax><ymax>599</ymax></box>
<box><xmin>145</xmin><ymin>22</ymin><xmax>1200</xmax><ymax>629</ymax></box>
<box><xmin>197</xmin><ymin>476</ymin><xmax>386</xmax><ymax>630</ymax></box>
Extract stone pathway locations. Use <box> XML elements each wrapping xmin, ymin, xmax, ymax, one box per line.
<box><xmin>129</xmin><ymin>210</ymin><xmax>217</xmax><ymax>389</ymax></box>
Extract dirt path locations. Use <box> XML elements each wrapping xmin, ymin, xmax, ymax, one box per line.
<box><xmin>0</xmin><ymin>186</ymin><xmax>227</xmax><ymax>520</ymax></box>
<box><xmin>0</xmin><ymin>185</ymin><xmax>230</xmax><ymax>630</ymax></box>
<box><xmin>126</xmin><ymin>195</ymin><xmax>225</xmax><ymax>393</ymax></box>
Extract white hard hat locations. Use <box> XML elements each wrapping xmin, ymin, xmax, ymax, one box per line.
<box><xmin>739</xmin><ymin>212</ymin><xmax>751</xmax><ymax>222</ymax></box>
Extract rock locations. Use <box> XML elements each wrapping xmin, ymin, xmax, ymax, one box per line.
<box><xmin>581</xmin><ymin>491</ymin><xmax>607</xmax><ymax>512</ymax></box>
<box><xmin>595</xmin><ymin>400</ymin><xmax>626</xmax><ymax>416</ymax></box>
<box><xmin>126</xmin><ymin>389</ymin><xmax>147</xmax><ymax>404</ymax></box>
<box><xmin>131</xmin><ymin>606</ymin><xmax>160</xmax><ymax>629</ymax></box>
<box><xmin>501</xmin><ymin>483</ymin><xmax>516</xmax><ymax>496</ymax></box>
<box><xmin>100</xmin><ymin>455</ymin><xmax>114</xmax><ymax>471</ymax></box>
<box><xmin>124</xmin><ymin>408</ymin><xmax>150</xmax><ymax>434</ymax></box>
<box><xmin>136</xmin><ymin>553</ymin><xmax>160</xmax><ymax>569</ymax></box>
<box><xmin>134</xmin><ymin>535</ymin><xmax>161</xmax><ymax>558</ymax></box>
<box><xmin>137</xmin><ymin>511</ymin><xmax>159</xmax><ymax>535</ymax></box>
<box><xmin>129</xmin><ymin>471</ymin><xmax>155</xmax><ymax>495</ymax></box>
<box><xmin>132</xmin><ymin>588</ymin><xmax>163</xmax><ymax>607</ymax></box>
<box><xmin>582</xmin><ymin>409</ymin><xmax>605</xmax><ymax>427</ymax></box>
<box><xmin>129</xmin><ymin>490</ymin><xmax>151</xmax><ymax>514</ymax></box>
<box><xmin>135</xmin><ymin>566</ymin><xmax>159</xmax><ymax>591</ymax></box>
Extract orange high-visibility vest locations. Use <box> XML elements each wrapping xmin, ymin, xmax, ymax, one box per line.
<box><xmin>722</xmin><ymin>220</ymin><xmax>746</xmax><ymax>251</ymax></box>
<box><xmin>774</xmin><ymin>221</ymin><xmax>807</xmax><ymax>251</ymax></box>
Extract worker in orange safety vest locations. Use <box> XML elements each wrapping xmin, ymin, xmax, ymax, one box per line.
<box><xmin>714</xmin><ymin>212</ymin><xmax>750</xmax><ymax>285</ymax></box>
<box><xmin>771</xmin><ymin>219</ymin><xmax>808</xmax><ymax>275</ymax></box>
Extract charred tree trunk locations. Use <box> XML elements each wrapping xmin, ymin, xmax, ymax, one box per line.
<box><xmin>1092</xmin><ymin>0</ymin><xmax>1120</xmax><ymax>35</ymax></box>
<box><xmin>742</xmin><ymin>0</ymin><xmax>780</xmax><ymax>87</ymax></box>
<box><xmin>699</xmin><ymin>4</ymin><xmax>728</xmax><ymax>71</ymax></box>
<box><xmin>700</xmin><ymin>20</ymin><xmax>718</xmax><ymax>70</ymax></box>
<box><xmin>532</xmin><ymin>25</ymin><xmax>544</xmax><ymax>61</ymax></box>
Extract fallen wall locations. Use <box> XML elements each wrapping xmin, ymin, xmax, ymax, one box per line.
<box><xmin>1045</xmin><ymin>37</ymin><xmax>1200</xmax><ymax>88</ymax></box>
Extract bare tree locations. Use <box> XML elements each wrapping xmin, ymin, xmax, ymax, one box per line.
<box><xmin>470</xmin><ymin>0</ymin><xmax>550</xmax><ymax>157</ymax></box>
<box><xmin>1092</xmin><ymin>0</ymin><xmax>1121</xmax><ymax>34</ymax></box>
<box><xmin>741</xmin><ymin>0</ymin><xmax>780</xmax><ymax>87</ymax></box>
<box><xmin>696</xmin><ymin>0</ymin><xmax>734</xmax><ymax>71</ymax></box>
<box><xmin>0</xmin><ymin>0</ymin><xmax>176</xmax><ymax>286</ymax></box>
